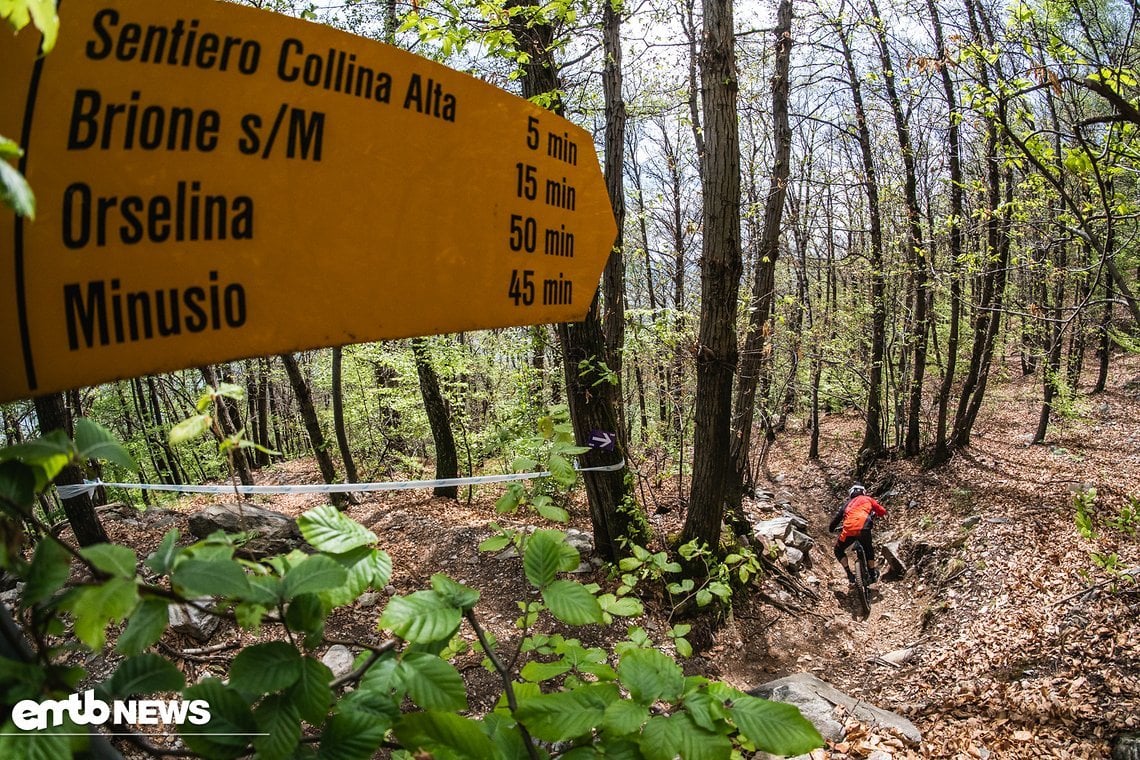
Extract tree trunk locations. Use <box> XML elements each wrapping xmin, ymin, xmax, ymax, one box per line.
<box><xmin>833</xmin><ymin>14</ymin><xmax>887</xmax><ymax>469</ymax></box>
<box><xmin>33</xmin><ymin>394</ymin><xmax>108</xmax><ymax>546</ymax></box>
<box><xmin>866</xmin><ymin>0</ymin><xmax>930</xmax><ymax>457</ymax></box>
<box><xmin>280</xmin><ymin>353</ymin><xmax>350</xmax><ymax>509</ymax></box>
<box><xmin>681</xmin><ymin>0</ymin><xmax>744</xmax><ymax>551</ymax></box>
<box><xmin>200</xmin><ymin>365</ymin><xmax>253</xmax><ymax>486</ymax></box>
<box><xmin>331</xmin><ymin>347</ymin><xmax>361</xmax><ymax>484</ymax></box>
<box><xmin>507</xmin><ymin>0</ymin><xmax>643</xmax><ymax>561</ymax></box>
<box><xmin>412</xmin><ymin>338</ymin><xmax>459</xmax><ymax>499</ymax></box>
<box><xmin>730</xmin><ymin>0</ymin><xmax>793</xmax><ymax>496</ymax></box>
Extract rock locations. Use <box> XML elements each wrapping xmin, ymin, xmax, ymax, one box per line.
<box><xmin>786</xmin><ymin>528</ymin><xmax>814</xmax><ymax>553</ymax></box>
<box><xmin>1114</xmin><ymin>734</ymin><xmax>1140</xmax><ymax>760</ymax></box>
<box><xmin>961</xmin><ymin>515</ymin><xmax>982</xmax><ymax>529</ymax></box>
<box><xmin>187</xmin><ymin>502</ymin><xmax>304</xmax><ymax>558</ymax></box>
<box><xmin>749</xmin><ymin>672</ymin><xmax>922</xmax><ymax>747</ymax></box>
<box><xmin>878</xmin><ymin>647</ymin><xmax>915</xmax><ymax>666</ymax></box>
<box><xmin>783</xmin><ymin>547</ymin><xmax>805</xmax><ymax>571</ymax></box>
<box><xmin>169</xmin><ymin>598</ymin><xmax>221</xmax><ymax>642</ymax></box>
<box><xmin>322</xmin><ymin>645</ymin><xmax>355</xmax><ymax>680</ymax></box>
<box><xmin>356</xmin><ymin>591</ymin><xmax>379</xmax><ymax>608</ymax></box>
<box><xmin>880</xmin><ymin>541</ymin><xmax>908</xmax><ymax>575</ymax></box>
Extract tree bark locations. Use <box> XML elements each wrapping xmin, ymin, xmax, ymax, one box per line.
<box><xmin>280</xmin><ymin>353</ymin><xmax>350</xmax><ymax>509</ymax></box>
<box><xmin>681</xmin><ymin>0</ymin><xmax>744</xmax><ymax>551</ymax></box>
<box><xmin>33</xmin><ymin>393</ymin><xmax>108</xmax><ymax>546</ymax></box>
<box><xmin>507</xmin><ymin>0</ymin><xmax>643</xmax><ymax>561</ymax></box>
<box><xmin>331</xmin><ymin>347</ymin><xmax>360</xmax><ymax>484</ymax></box>
<box><xmin>412</xmin><ymin>338</ymin><xmax>459</xmax><ymax>499</ymax></box>
<box><xmin>730</xmin><ymin>0</ymin><xmax>793</xmax><ymax>496</ymax></box>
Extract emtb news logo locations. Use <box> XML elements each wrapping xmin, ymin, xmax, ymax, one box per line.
<box><xmin>12</xmin><ymin>690</ymin><xmax>210</xmax><ymax>731</ymax></box>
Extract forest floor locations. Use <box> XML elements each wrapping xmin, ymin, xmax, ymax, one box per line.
<box><xmin>95</xmin><ymin>351</ymin><xmax>1140</xmax><ymax>759</ymax></box>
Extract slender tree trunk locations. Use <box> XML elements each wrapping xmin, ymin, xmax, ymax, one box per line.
<box><xmin>730</xmin><ymin>0</ymin><xmax>793</xmax><ymax>496</ymax></box>
<box><xmin>834</xmin><ymin>13</ymin><xmax>887</xmax><ymax>469</ymax></box>
<box><xmin>866</xmin><ymin>0</ymin><xmax>930</xmax><ymax>456</ymax></box>
<box><xmin>681</xmin><ymin>0</ymin><xmax>743</xmax><ymax>550</ymax></box>
<box><xmin>928</xmin><ymin>0</ymin><xmax>964</xmax><ymax>464</ymax></box>
<box><xmin>33</xmin><ymin>394</ymin><xmax>108</xmax><ymax>546</ymax></box>
<box><xmin>200</xmin><ymin>366</ymin><xmax>253</xmax><ymax>485</ymax></box>
<box><xmin>507</xmin><ymin>0</ymin><xmax>643</xmax><ymax>561</ymax></box>
<box><xmin>1095</xmin><ymin>263</ymin><xmax>1113</xmax><ymax>393</ymax></box>
<box><xmin>331</xmin><ymin>347</ymin><xmax>360</xmax><ymax>484</ymax></box>
<box><xmin>280</xmin><ymin>353</ymin><xmax>350</xmax><ymax>509</ymax></box>
<box><xmin>412</xmin><ymin>338</ymin><xmax>459</xmax><ymax>499</ymax></box>
<box><xmin>602</xmin><ymin>0</ymin><xmax>627</xmax><ymax>399</ymax></box>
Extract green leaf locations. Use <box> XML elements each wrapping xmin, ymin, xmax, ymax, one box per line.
<box><xmin>212</xmin><ymin>382</ymin><xmax>246</xmax><ymax>403</ymax></box>
<box><xmin>536</xmin><ymin>501</ymin><xmax>570</xmax><ymax>523</ymax></box>
<box><xmin>599</xmin><ymin>593</ymin><xmax>644</xmax><ymax>617</ymax></box>
<box><xmin>0</xmin><ymin>461</ymin><xmax>35</xmax><ymax>515</ymax></box>
<box><xmin>520</xmin><ymin>659</ymin><xmax>571</xmax><ymax>682</ymax></box>
<box><xmin>298</xmin><ymin>505</ymin><xmax>377</xmax><ymax>553</ymax></box>
<box><xmin>399</xmin><ymin>652</ymin><xmax>467</xmax><ymax>711</ymax></box>
<box><xmin>543</xmin><ymin>579</ymin><xmax>604</xmax><ymax>625</ymax></box>
<box><xmin>229</xmin><ymin>641</ymin><xmax>303</xmax><ymax>694</ymax></box>
<box><xmin>181</xmin><ymin>678</ymin><xmax>258</xmax><ymax>757</ymax></box>
<box><xmin>0</xmin><ymin>724</ymin><xmax>67</xmax><ymax>760</ymax></box>
<box><xmin>68</xmin><ymin>577</ymin><xmax>139</xmax><ymax>650</ymax></box>
<box><xmin>380</xmin><ymin>590</ymin><xmax>461</xmax><ymax>644</ymax></box>
<box><xmin>548</xmin><ymin>454</ymin><xmax>578</xmax><ymax>486</ymax></box>
<box><xmin>513</xmin><ymin>683</ymin><xmax>619</xmax><ymax>741</ymax></box>
<box><xmin>603</xmin><ymin>698</ymin><xmax>649</xmax><ymax>735</ymax></box>
<box><xmin>394</xmin><ymin>711</ymin><xmax>497</xmax><ymax>759</ymax></box>
<box><xmin>0</xmin><ymin>158</ymin><xmax>34</xmax><ymax>219</ymax></box>
<box><xmin>23</xmin><ymin>537</ymin><xmax>70</xmax><ymax>606</ymax></box>
<box><xmin>618</xmin><ymin>647</ymin><xmax>684</xmax><ymax>704</ymax></box>
<box><xmin>116</xmin><ymin>598</ymin><xmax>171</xmax><ymax>655</ymax></box>
<box><xmin>318</xmin><ymin>709</ymin><xmax>390</xmax><ymax>759</ymax></box>
<box><xmin>172</xmin><ymin>558</ymin><xmax>251</xmax><ymax>598</ymax></box>
<box><xmin>0</xmin><ymin>137</ymin><xmax>22</xmax><ymax>161</ymax></box>
<box><xmin>1</xmin><ymin>431</ymin><xmax>72</xmax><ymax>491</ymax></box>
<box><xmin>284</xmin><ymin>593</ymin><xmax>325</xmax><ymax>645</ymax></box>
<box><xmin>729</xmin><ymin>695</ymin><xmax>824</xmax><ymax>755</ymax></box>
<box><xmin>283</xmin><ymin>554</ymin><xmax>347</xmax><ymax>599</ymax></box>
<box><xmin>321</xmin><ymin>547</ymin><xmax>390</xmax><ymax>608</ymax></box>
<box><xmin>684</xmin><ymin>689</ymin><xmax>729</xmax><ymax>732</ymax></box>
<box><xmin>169</xmin><ymin>414</ymin><xmax>212</xmax><ymax>445</ymax></box>
<box><xmin>510</xmin><ymin>456</ymin><xmax>538</xmax><ymax>472</ymax></box>
<box><xmin>478</xmin><ymin>534</ymin><xmax>511</xmax><ymax>552</ymax></box>
<box><xmin>144</xmin><ymin>529</ymin><xmax>180</xmax><ymax>575</ymax></box>
<box><xmin>524</xmin><ymin>529</ymin><xmax>578</xmax><ymax>588</ymax></box>
<box><xmin>79</xmin><ymin>543</ymin><xmax>137</xmax><ymax>579</ymax></box>
<box><xmin>431</xmin><ymin>573</ymin><xmax>480</xmax><ymax>611</ymax></box>
<box><xmin>640</xmin><ymin>712</ymin><xmax>732</xmax><ymax>760</ymax></box>
<box><xmin>26</xmin><ymin>0</ymin><xmax>59</xmax><ymax>53</ymax></box>
<box><xmin>288</xmin><ymin>656</ymin><xmax>334</xmax><ymax>725</ymax></box>
<box><xmin>253</xmin><ymin>693</ymin><xmax>302</xmax><ymax>760</ymax></box>
<box><xmin>104</xmin><ymin>653</ymin><xmax>185</xmax><ymax>698</ymax></box>
<box><xmin>74</xmin><ymin>419</ymin><xmax>136</xmax><ymax>470</ymax></box>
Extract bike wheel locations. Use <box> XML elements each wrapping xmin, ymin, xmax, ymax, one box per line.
<box><xmin>853</xmin><ymin>544</ymin><xmax>871</xmax><ymax>617</ymax></box>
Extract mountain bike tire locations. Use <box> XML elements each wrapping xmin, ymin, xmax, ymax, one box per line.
<box><xmin>852</xmin><ymin>543</ymin><xmax>871</xmax><ymax>617</ymax></box>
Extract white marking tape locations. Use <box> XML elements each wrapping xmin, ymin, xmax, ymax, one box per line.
<box><xmin>55</xmin><ymin>460</ymin><xmax>625</xmax><ymax>500</ymax></box>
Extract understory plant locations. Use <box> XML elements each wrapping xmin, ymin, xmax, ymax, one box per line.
<box><xmin>0</xmin><ymin>415</ymin><xmax>823</xmax><ymax>759</ymax></box>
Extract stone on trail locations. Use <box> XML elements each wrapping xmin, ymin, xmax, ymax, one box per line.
<box><xmin>321</xmin><ymin>644</ymin><xmax>355</xmax><ymax>680</ymax></box>
<box><xmin>749</xmin><ymin>672</ymin><xmax>922</xmax><ymax>748</ymax></box>
<box><xmin>879</xmin><ymin>541</ymin><xmax>907</xmax><ymax>575</ymax></box>
<box><xmin>169</xmin><ymin>598</ymin><xmax>221</xmax><ymax>642</ymax></box>
<box><xmin>187</xmin><ymin>502</ymin><xmax>305</xmax><ymax>558</ymax></box>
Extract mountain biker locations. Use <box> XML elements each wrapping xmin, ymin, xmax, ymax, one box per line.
<box><xmin>829</xmin><ymin>484</ymin><xmax>887</xmax><ymax>586</ymax></box>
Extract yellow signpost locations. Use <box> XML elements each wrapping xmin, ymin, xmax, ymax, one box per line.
<box><xmin>0</xmin><ymin>0</ymin><xmax>616</xmax><ymax>403</ymax></box>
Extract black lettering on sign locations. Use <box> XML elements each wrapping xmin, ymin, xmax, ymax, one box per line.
<box><xmin>64</xmin><ymin>271</ymin><xmax>247</xmax><ymax>350</ymax></box>
<box><xmin>86</xmin><ymin>9</ymin><xmax>260</xmax><ymax>74</ymax></box>
<box><xmin>277</xmin><ymin>38</ymin><xmax>393</xmax><ymax>103</ymax></box>
<box><xmin>61</xmin><ymin>181</ymin><xmax>253</xmax><ymax>249</ymax></box>
<box><xmin>67</xmin><ymin>89</ymin><xmax>221</xmax><ymax>152</ymax></box>
<box><xmin>403</xmin><ymin>74</ymin><xmax>457</xmax><ymax>121</ymax></box>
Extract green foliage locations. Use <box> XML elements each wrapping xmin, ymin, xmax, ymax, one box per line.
<box><xmin>1074</xmin><ymin>487</ymin><xmax>1097</xmax><ymax>539</ymax></box>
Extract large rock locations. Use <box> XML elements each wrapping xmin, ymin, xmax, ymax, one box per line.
<box><xmin>749</xmin><ymin>672</ymin><xmax>922</xmax><ymax>747</ymax></box>
<box><xmin>754</xmin><ymin>515</ymin><xmax>809</xmax><ymax>544</ymax></box>
<box><xmin>187</xmin><ymin>502</ymin><xmax>305</xmax><ymax>557</ymax></box>
<box><xmin>169</xmin><ymin>598</ymin><xmax>221</xmax><ymax>642</ymax></box>
<box><xmin>880</xmin><ymin>541</ymin><xmax>908</xmax><ymax>575</ymax></box>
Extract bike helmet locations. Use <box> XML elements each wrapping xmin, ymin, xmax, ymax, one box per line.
<box><xmin>848</xmin><ymin>483</ymin><xmax>866</xmax><ymax>498</ymax></box>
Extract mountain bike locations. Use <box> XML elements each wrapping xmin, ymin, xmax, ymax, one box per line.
<box><xmin>850</xmin><ymin>542</ymin><xmax>871</xmax><ymax>617</ymax></box>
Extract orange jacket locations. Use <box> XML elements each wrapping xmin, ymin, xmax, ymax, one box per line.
<box><xmin>829</xmin><ymin>494</ymin><xmax>887</xmax><ymax>541</ymax></box>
